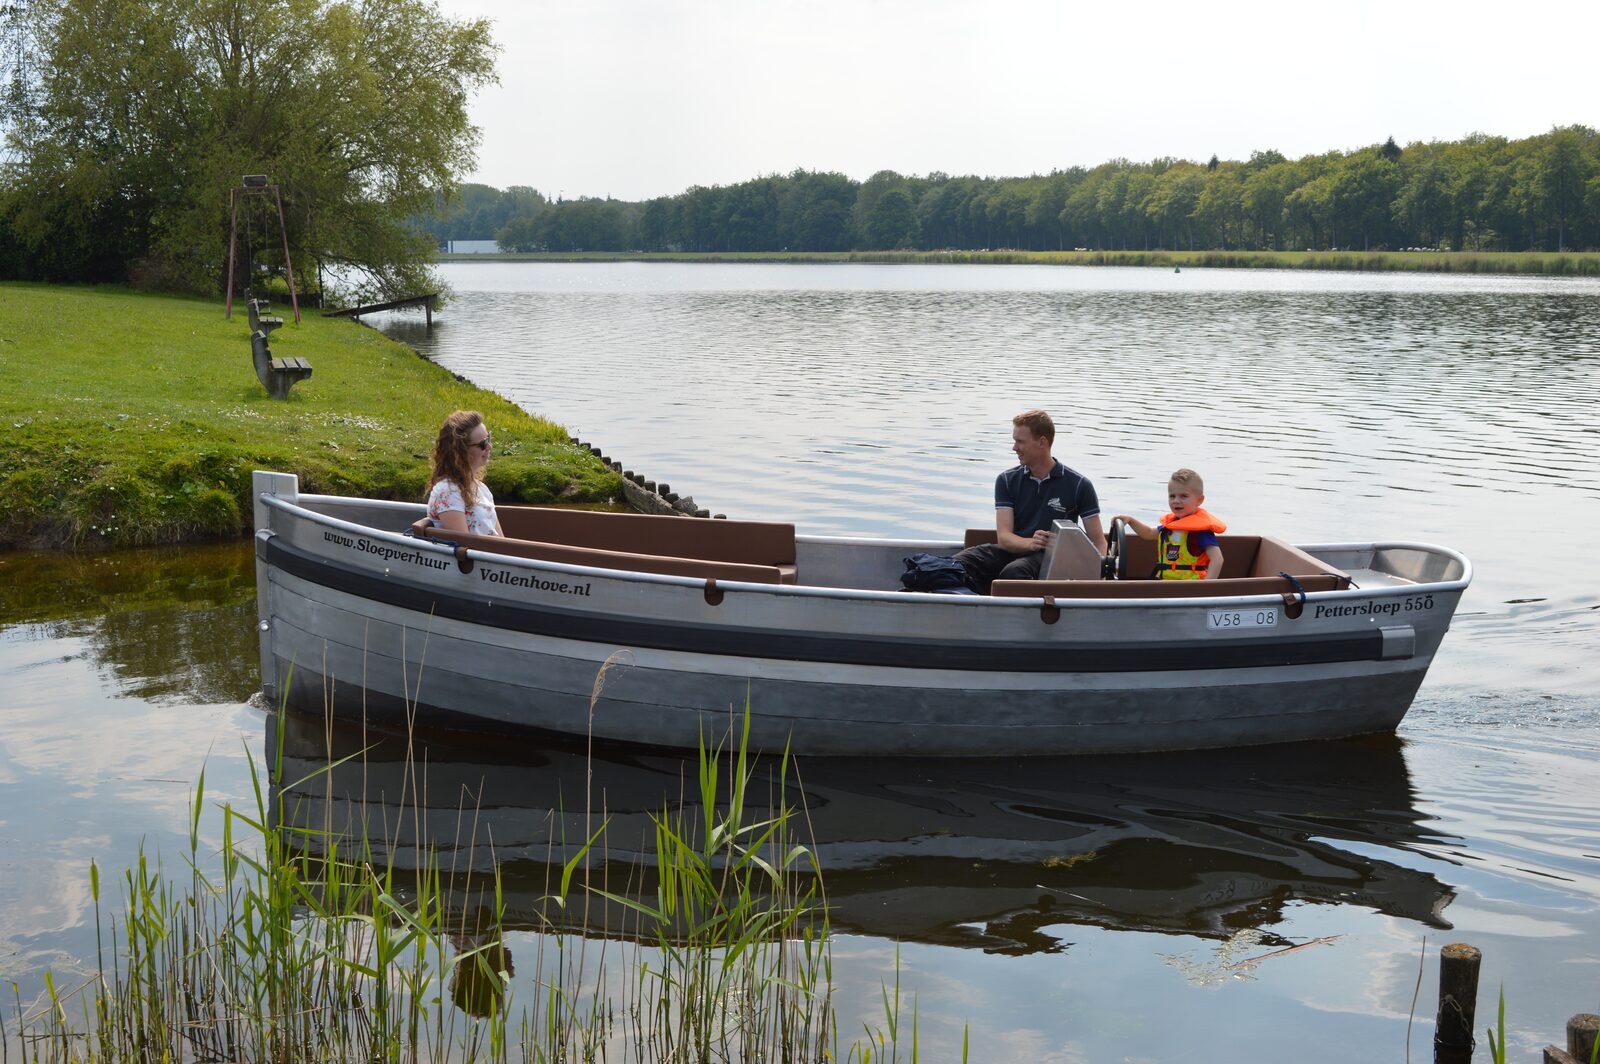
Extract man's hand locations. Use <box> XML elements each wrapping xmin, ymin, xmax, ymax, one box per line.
<box><xmin>1030</xmin><ymin>529</ymin><xmax>1054</xmax><ymax>552</ymax></box>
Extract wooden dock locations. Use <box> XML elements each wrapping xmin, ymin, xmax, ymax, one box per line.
<box><xmin>323</xmin><ymin>293</ymin><xmax>439</xmax><ymax>326</ymax></box>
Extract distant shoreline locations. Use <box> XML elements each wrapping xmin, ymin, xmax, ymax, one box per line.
<box><xmin>436</xmin><ymin>249</ymin><xmax>1600</xmax><ymax>276</ymax></box>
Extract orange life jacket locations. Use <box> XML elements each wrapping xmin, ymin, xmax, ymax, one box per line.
<box><xmin>1155</xmin><ymin>509</ymin><xmax>1227</xmax><ymax>580</ymax></box>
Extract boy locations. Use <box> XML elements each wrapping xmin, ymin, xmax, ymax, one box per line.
<box><xmin>1113</xmin><ymin>469</ymin><xmax>1227</xmax><ymax>580</ymax></box>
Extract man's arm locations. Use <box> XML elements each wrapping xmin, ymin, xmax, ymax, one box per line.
<box><xmin>995</xmin><ymin>508</ymin><xmax>1046</xmax><ymax>553</ymax></box>
<box><xmin>1083</xmin><ymin>514</ymin><xmax>1108</xmax><ymax>554</ymax></box>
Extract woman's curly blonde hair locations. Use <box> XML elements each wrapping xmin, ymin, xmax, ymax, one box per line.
<box><xmin>430</xmin><ymin>410</ymin><xmax>485</xmax><ymax>509</ymax></box>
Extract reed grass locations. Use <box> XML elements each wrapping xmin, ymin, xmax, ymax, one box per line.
<box><xmin>1</xmin><ymin>679</ymin><xmax>944</xmax><ymax>1062</ymax></box>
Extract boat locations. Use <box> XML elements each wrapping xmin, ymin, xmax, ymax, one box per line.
<box><xmin>252</xmin><ymin>470</ymin><xmax>1472</xmax><ymax>756</ymax></box>
<box><xmin>268</xmin><ymin>711</ymin><xmax>1456</xmax><ymax>952</ymax></box>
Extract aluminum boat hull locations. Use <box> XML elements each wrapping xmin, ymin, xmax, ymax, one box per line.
<box><xmin>253</xmin><ymin>472</ymin><xmax>1471</xmax><ymax>757</ymax></box>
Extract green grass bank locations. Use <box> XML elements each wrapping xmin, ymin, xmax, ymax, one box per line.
<box><xmin>440</xmin><ymin>248</ymin><xmax>1600</xmax><ymax>275</ymax></box>
<box><xmin>0</xmin><ymin>283</ymin><xmax>621</xmax><ymax>549</ymax></box>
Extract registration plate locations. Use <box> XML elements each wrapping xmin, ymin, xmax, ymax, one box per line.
<box><xmin>1207</xmin><ymin>607</ymin><xmax>1279</xmax><ymax>630</ymax></box>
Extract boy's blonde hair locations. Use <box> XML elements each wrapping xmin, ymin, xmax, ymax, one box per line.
<box><xmin>1169</xmin><ymin>468</ymin><xmax>1204</xmax><ymax>493</ymax></box>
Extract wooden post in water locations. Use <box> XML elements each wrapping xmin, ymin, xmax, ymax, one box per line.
<box><xmin>1434</xmin><ymin>942</ymin><xmax>1481</xmax><ymax>1064</ymax></box>
<box><xmin>1572</xmin><ymin>1014</ymin><xmax>1600</xmax><ymax>1062</ymax></box>
<box><xmin>1545</xmin><ymin>1014</ymin><xmax>1600</xmax><ymax>1064</ymax></box>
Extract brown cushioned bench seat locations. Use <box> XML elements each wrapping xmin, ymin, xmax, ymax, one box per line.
<box><xmin>990</xmin><ymin>534</ymin><xmax>1350</xmax><ymax>599</ymax></box>
<box><xmin>411</xmin><ymin>506</ymin><xmax>799</xmax><ymax>584</ymax></box>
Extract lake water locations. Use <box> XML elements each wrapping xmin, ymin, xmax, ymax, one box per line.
<box><xmin>4</xmin><ymin>263</ymin><xmax>1600</xmax><ymax>1060</ymax></box>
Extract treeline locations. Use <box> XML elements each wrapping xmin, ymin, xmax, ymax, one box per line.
<box><xmin>431</xmin><ymin>128</ymin><xmax>1600</xmax><ymax>255</ymax></box>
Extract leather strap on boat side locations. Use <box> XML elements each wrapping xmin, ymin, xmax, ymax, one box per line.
<box><xmin>1278</xmin><ymin>572</ymin><xmax>1307</xmax><ymax>619</ymax></box>
<box><xmin>704</xmin><ymin>579</ymin><xmax>724</xmax><ymax>606</ymax></box>
<box><xmin>453</xmin><ymin>543</ymin><xmax>474</xmax><ymax>575</ymax></box>
<box><xmin>1040</xmin><ymin>596</ymin><xmax>1060</xmax><ymax>624</ymax></box>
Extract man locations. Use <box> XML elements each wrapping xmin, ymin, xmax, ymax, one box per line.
<box><xmin>954</xmin><ymin>409</ymin><xmax>1106</xmax><ymax>593</ymax></box>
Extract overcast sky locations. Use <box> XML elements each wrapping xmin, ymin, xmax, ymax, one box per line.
<box><xmin>433</xmin><ymin>0</ymin><xmax>1598</xmax><ymax>202</ymax></box>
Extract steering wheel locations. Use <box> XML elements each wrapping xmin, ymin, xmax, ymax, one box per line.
<box><xmin>1101</xmin><ymin>518</ymin><xmax>1128</xmax><ymax>580</ymax></box>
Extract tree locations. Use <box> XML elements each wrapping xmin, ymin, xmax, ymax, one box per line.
<box><xmin>495</xmin><ymin>214</ymin><xmax>542</xmax><ymax>252</ymax></box>
<box><xmin>1025</xmin><ymin>171</ymin><xmax>1075</xmax><ymax>250</ymax></box>
<box><xmin>1195</xmin><ymin>165</ymin><xmax>1244</xmax><ymax>248</ymax></box>
<box><xmin>862</xmin><ymin>186</ymin><xmax>920</xmax><ymax>249</ymax></box>
<box><xmin>776</xmin><ymin>170</ymin><xmax>856</xmax><ymax>251</ymax></box>
<box><xmin>1531</xmin><ymin>127</ymin><xmax>1594</xmax><ymax>251</ymax></box>
<box><xmin>639</xmin><ymin>198</ymin><xmax>679</xmax><ymax>251</ymax></box>
<box><xmin>1392</xmin><ymin>144</ymin><xmax>1451</xmax><ymax>248</ymax></box>
<box><xmin>0</xmin><ymin>0</ymin><xmax>497</xmax><ymax>302</ymax></box>
<box><xmin>1322</xmin><ymin>152</ymin><xmax>1402</xmax><ymax>251</ymax></box>
<box><xmin>1144</xmin><ymin>165</ymin><xmax>1204</xmax><ymax>249</ymax></box>
<box><xmin>534</xmin><ymin>198</ymin><xmax>629</xmax><ymax>252</ymax></box>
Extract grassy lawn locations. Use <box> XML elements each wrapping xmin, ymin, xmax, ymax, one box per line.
<box><xmin>439</xmin><ymin>248</ymin><xmax>1600</xmax><ymax>275</ymax></box>
<box><xmin>0</xmin><ymin>283</ymin><xmax>620</xmax><ymax>548</ymax></box>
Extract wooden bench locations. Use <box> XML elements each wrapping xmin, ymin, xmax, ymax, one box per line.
<box><xmin>247</xmin><ymin>299</ymin><xmax>284</xmax><ymax>335</ymax></box>
<box><xmin>410</xmin><ymin>506</ymin><xmax>799</xmax><ymax>584</ymax></box>
<box><xmin>989</xmin><ymin>533</ymin><xmax>1352</xmax><ymax>599</ymax></box>
<box><xmin>250</xmin><ymin>329</ymin><xmax>313</xmax><ymax>399</ymax></box>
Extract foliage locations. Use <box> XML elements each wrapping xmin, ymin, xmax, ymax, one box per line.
<box><xmin>1486</xmin><ymin>985</ymin><xmax>1507</xmax><ymax>1064</ymax></box>
<box><xmin>0</xmin><ymin>0</ymin><xmax>497</xmax><ymax>304</ymax></box>
<box><xmin>0</xmin><ymin>282</ymin><xmax>621</xmax><ymax>548</ymax></box>
<box><xmin>416</xmin><ymin>183</ymin><xmax>548</xmax><ymax>246</ymax></box>
<box><xmin>417</xmin><ymin>127</ymin><xmax>1600</xmax><ymax>255</ymax></box>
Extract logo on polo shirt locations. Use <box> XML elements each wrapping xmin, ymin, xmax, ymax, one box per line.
<box><xmin>1047</xmin><ymin>498</ymin><xmax>1067</xmax><ymax>513</ymax></box>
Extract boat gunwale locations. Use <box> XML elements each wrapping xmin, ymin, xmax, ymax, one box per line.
<box><xmin>264</xmin><ymin>492</ymin><xmax>1472</xmax><ymax>610</ymax></box>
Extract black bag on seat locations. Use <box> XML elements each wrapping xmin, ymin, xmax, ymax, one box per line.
<box><xmin>900</xmin><ymin>552</ymin><xmax>975</xmax><ymax>593</ymax></box>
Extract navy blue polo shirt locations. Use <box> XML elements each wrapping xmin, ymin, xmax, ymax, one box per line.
<box><xmin>996</xmin><ymin>461</ymin><xmax>1100</xmax><ymax>538</ymax></box>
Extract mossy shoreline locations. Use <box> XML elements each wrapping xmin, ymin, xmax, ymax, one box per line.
<box><xmin>439</xmin><ymin>248</ymin><xmax>1600</xmax><ymax>275</ymax></box>
<box><xmin>0</xmin><ymin>283</ymin><xmax>621</xmax><ymax>550</ymax></box>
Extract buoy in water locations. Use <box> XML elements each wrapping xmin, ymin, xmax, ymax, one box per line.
<box><xmin>1174</xmin><ymin>265</ymin><xmax>1181</xmax><ymax>273</ymax></box>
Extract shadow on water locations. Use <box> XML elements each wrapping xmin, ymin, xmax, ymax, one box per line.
<box><xmin>0</xmin><ymin>541</ymin><xmax>259</xmax><ymax>702</ymax></box>
<box><xmin>269</xmin><ymin>710</ymin><xmax>1457</xmax><ymax>956</ymax></box>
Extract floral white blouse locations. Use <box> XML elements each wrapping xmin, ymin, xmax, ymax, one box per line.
<box><xmin>427</xmin><ymin>478</ymin><xmax>501</xmax><ymax>536</ymax></box>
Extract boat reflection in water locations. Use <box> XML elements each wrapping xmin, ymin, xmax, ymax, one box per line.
<box><xmin>268</xmin><ymin>712</ymin><xmax>1455</xmax><ymax>956</ymax></box>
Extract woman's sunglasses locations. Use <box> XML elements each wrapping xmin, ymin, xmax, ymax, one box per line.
<box><xmin>470</xmin><ymin>433</ymin><xmax>493</xmax><ymax>451</ymax></box>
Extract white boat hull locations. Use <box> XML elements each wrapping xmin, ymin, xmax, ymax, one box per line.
<box><xmin>254</xmin><ymin>472</ymin><xmax>1470</xmax><ymax>757</ymax></box>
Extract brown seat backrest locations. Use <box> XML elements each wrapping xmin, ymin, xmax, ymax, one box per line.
<box><xmin>1119</xmin><ymin>533</ymin><xmax>1262</xmax><ymax>580</ymax></box>
<box><xmin>994</xmin><ymin>531</ymin><xmax>1350</xmax><ymax>598</ymax></box>
<box><xmin>497</xmin><ymin>506</ymin><xmax>795</xmax><ymax>566</ymax></box>
<box><xmin>967</xmin><ymin>527</ymin><xmax>1263</xmax><ymax>578</ymax></box>
<box><xmin>992</xmin><ymin>573</ymin><xmax>1347</xmax><ymax>599</ymax></box>
<box><xmin>420</xmin><ymin>525</ymin><xmax>786</xmax><ymax>584</ymax></box>
<box><xmin>1250</xmin><ymin>536</ymin><xmax>1351</xmax><ymax>588</ymax></box>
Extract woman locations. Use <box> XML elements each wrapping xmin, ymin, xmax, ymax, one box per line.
<box><xmin>427</xmin><ymin>410</ymin><xmax>504</xmax><ymax>536</ymax></box>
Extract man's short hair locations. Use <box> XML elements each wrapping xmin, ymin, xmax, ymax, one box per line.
<box><xmin>1012</xmin><ymin>409</ymin><xmax>1054</xmax><ymax>444</ymax></box>
<box><xmin>1170</xmin><ymin>467</ymin><xmax>1204</xmax><ymax>493</ymax></box>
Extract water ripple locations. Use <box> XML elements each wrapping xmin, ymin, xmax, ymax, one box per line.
<box><xmin>374</xmin><ymin>262</ymin><xmax>1600</xmax><ymax>705</ymax></box>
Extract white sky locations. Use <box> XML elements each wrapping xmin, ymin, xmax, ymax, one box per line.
<box><xmin>433</xmin><ymin>0</ymin><xmax>1599</xmax><ymax>202</ymax></box>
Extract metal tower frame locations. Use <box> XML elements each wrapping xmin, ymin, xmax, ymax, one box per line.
<box><xmin>225</xmin><ymin>177</ymin><xmax>301</xmax><ymax>324</ymax></box>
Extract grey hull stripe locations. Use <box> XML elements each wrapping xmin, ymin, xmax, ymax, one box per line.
<box><xmin>265</xmin><ymin>537</ymin><xmax>1388</xmax><ymax>673</ymax></box>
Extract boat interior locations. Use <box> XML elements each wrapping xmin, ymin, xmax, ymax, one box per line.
<box><xmin>402</xmin><ymin>505</ymin><xmax>1369</xmax><ymax>599</ymax></box>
